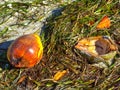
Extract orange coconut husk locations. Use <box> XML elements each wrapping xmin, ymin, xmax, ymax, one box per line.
<box><xmin>75</xmin><ymin>36</ymin><xmax>117</xmax><ymax>68</ymax></box>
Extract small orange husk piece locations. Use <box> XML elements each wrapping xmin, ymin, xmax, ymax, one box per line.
<box><xmin>53</xmin><ymin>70</ymin><xmax>67</xmax><ymax>81</ymax></box>
<box><xmin>96</xmin><ymin>16</ymin><xmax>111</xmax><ymax>29</ymax></box>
